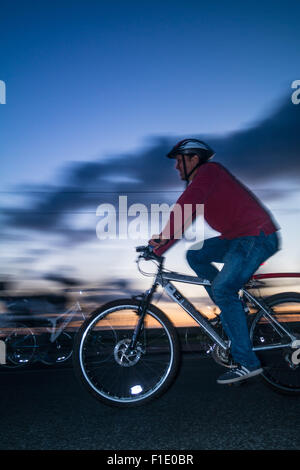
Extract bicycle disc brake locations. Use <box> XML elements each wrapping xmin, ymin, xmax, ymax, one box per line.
<box><xmin>114</xmin><ymin>339</ymin><xmax>144</xmax><ymax>367</ymax></box>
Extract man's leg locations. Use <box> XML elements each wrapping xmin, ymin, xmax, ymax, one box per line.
<box><xmin>212</xmin><ymin>231</ymin><xmax>279</xmax><ymax>381</ymax></box>
<box><xmin>186</xmin><ymin>236</ymin><xmax>230</xmax><ymax>301</ymax></box>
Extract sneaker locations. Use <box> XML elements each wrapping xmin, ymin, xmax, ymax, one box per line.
<box><xmin>217</xmin><ymin>365</ymin><xmax>263</xmax><ymax>384</ymax></box>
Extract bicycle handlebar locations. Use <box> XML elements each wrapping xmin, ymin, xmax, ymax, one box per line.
<box><xmin>135</xmin><ymin>244</ymin><xmax>164</xmax><ymax>264</ymax></box>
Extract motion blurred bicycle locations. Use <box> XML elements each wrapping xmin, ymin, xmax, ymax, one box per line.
<box><xmin>0</xmin><ymin>287</ymin><xmax>86</xmax><ymax>368</ymax></box>
<box><xmin>73</xmin><ymin>245</ymin><xmax>300</xmax><ymax>407</ymax></box>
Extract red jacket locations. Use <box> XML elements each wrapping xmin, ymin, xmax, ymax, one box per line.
<box><xmin>155</xmin><ymin>162</ymin><xmax>278</xmax><ymax>257</ymax></box>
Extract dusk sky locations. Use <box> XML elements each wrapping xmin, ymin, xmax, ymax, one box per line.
<box><xmin>1</xmin><ymin>0</ymin><xmax>300</xmax><ymax>316</ymax></box>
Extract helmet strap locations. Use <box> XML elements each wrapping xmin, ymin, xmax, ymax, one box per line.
<box><xmin>182</xmin><ymin>155</ymin><xmax>203</xmax><ymax>187</ymax></box>
<box><xmin>182</xmin><ymin>155</ymin><xmax>189</xmax><ymax>186</ymax></box>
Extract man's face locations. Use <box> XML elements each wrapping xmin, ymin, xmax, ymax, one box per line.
<box><xmin>175</xmin><ymin>154</ymin><xmax>198</xmax><ymax>181</ymax></box>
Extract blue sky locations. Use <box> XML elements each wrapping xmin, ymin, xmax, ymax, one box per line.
<box><xmin>1</xmin><ymin>0</ymin><xmax>300</xmax><ymax>186</ymax></box>
<box><xmin>1</xmin><ymin>0</ymin><xmax>300</xmax><ymax>302</ymax></box>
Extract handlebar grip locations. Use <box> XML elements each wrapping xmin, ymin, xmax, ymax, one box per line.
<box><xmin>136</xmin><ymin>245</ymin><xmax>155</xmax><ymax>253</ymax></box>
<box><xmin>136</xmin><ymin>245</ymin><xmax>147</xmax><ymax>252</ymax></box>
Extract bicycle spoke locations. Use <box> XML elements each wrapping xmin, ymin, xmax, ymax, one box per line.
<box><xmin>75</xmin><ymin>302</ymin><xmax>178</xmax><ymax>404</ymax></box>
<box><xmin>251</xmin><ymin>294</ymin><xmax>300</xmax><ymax>393</ymax></box>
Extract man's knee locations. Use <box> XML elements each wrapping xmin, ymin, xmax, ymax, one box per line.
<box><xmin>186</xmin><ymin>249</ymin><xmax>197</xmax><ymax>268</ymax></box>
<box><xmin>186</xmin><ymin>249</ymin><xmax>207</xmax><ymax>272</ymax></box>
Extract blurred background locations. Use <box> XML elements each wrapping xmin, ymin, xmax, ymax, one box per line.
<box><xmin>1</xmin><ymin>0</ymin><xmax>300</xmax><ymax>328</ymax></box>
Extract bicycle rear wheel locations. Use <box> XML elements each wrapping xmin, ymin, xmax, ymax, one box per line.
<box><xmin>73</xmin><ymin>299</ymin><xmax>180</xmax><ymax>407</ymax></box>
<box><xmin>250</xmin><ymin>292</ymin><xmax>300</xmax><ymax>395</ymax></box>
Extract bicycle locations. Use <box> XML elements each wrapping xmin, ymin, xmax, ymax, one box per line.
<box><xmin>1</xmin><ymin>291</ymin><xmax>86</xmax><ymax>368</ymax></box>
<box><xmin>73</xmin><ymin>245</ymin><xmax>300</xmax><ymax>407</ymax></box>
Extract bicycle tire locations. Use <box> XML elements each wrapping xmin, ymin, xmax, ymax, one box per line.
<box><xmin>2</xmin><ymin>322</ymin><xmax>37</xmax><ymax>368</ymax></box>
<box><xmin>73</xmin><ymin>299</ymin><xmax>181</xmax><ymax>407</ymax></box>
<box><xmin>250</xmin><ymin>292</ymin><xmax>300</xmax><ymax>396</ymax></box>
<box><xmin>40</xmin><ymin>331</ymin><xmax>73</xmax><ymax>365</ymax></box>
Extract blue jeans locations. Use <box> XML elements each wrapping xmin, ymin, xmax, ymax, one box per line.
<box><xmin>186</xmin><ymin>231</ymin><xmax>280</xmax><ymax>369</ymax></box>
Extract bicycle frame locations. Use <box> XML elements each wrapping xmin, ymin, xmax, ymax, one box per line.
<box><xmin>137</xmin><ymin>266</ymin><xmax>297</xmax><ymax>353</ymax></box>
<box><xmin>45</xmin><ymin>300</ymin><xmax>85</xmax><ymax>343</ymax></box>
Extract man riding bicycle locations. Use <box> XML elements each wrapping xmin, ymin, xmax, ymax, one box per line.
<box><xmin>149</xmin><ymin>138</ymin><xmax>280</xmax><ymax>385</ymax></box>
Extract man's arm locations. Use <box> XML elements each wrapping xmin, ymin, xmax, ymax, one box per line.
<box><xmin>150</xmin><ymin>163</ymin><xmax>219</xmax><ymax>256</ymax></box>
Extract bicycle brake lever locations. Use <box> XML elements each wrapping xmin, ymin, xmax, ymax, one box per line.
<box><xmin>135</xmin><ymin>245</ymin><xmax>163</xmax><ymax>263</ymax></box>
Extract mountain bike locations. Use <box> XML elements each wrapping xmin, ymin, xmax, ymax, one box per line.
<box><xmin>73</xmin><ymin>245</ymin><xmax>300</xmax><ymax>407</ymax></box>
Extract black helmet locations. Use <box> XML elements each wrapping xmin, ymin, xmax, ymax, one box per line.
<box><xmin>167</xmin><ymin>138</ymin><xmax>215</xmax><ymax>161</ymax></box>
<box><xmin>167</xmin><ymin>138</ymin><xmax>215</xmax><ymax>186</ymax></box>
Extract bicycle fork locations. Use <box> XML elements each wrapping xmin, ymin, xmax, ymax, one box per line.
<box><xmin>129</xmin><ymin>283</ymin><xmax>158</xmax><ymax>351</ymax></box>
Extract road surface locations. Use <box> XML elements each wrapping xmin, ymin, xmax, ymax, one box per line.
<box><xmin>0</xmin><ymin>354</ymin><xmax>299</xmax><ymax>450</ymax></box>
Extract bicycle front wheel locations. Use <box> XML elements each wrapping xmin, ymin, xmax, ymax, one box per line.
<box><xmin>250</xmin><ymin>292</ymin><xmax>300</xmax><ymax>395</ymax></box>
<box><xmin>73</xmin><ymin>299</ymin><xmax>180</xmax><ymax>407</ymax></box>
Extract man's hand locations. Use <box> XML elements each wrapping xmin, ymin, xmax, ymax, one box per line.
<box><xmin>149</xmin><ymin>234</ymin><xmax>169</xmax><ymax>249</ymax></box>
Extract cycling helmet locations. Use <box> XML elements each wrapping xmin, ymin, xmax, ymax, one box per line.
<box><xmin>166</xmin><ymin>138</ymin><xmax>215</xmax><ymax>160</ymax></box>
<box><xmin>167</xmin><ymin>138</ymin><xmax>215</xmax><ymax>184</ymax></box>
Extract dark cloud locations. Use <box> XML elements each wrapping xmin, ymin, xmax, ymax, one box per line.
<box><xmin>42</xmin><ymin>275</ymin><xmax>136</xmax><ymax>304</ymax></box>
<box><xmin>9</xmin><ymin>256</ymin><xmax>37</xmax><ymax>264</ymax></box>
<box><xmin>2</xmin><ymin>95</ymin><xmax>299</xmax><ymax>246</ymax></box>
<box><xmin>26</xmin><ymin>248</ymin><xmax>53</xmax><ymax>256</ymax></box>
<box><xmin>208</xmin><ymin>96</ymin><xmax>300</xmax><ymax>183</ymax></box>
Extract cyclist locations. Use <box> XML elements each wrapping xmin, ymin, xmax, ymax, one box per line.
<box><xmin>149</xmin><ymin>138</ymin><xmax>280</xmax><ymax>384</ymax></box>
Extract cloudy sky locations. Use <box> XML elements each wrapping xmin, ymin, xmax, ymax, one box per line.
<box><xmin>1</xmin><ymin>0</ymin><xmax>300</xmax><ymax>311</ymax></box>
